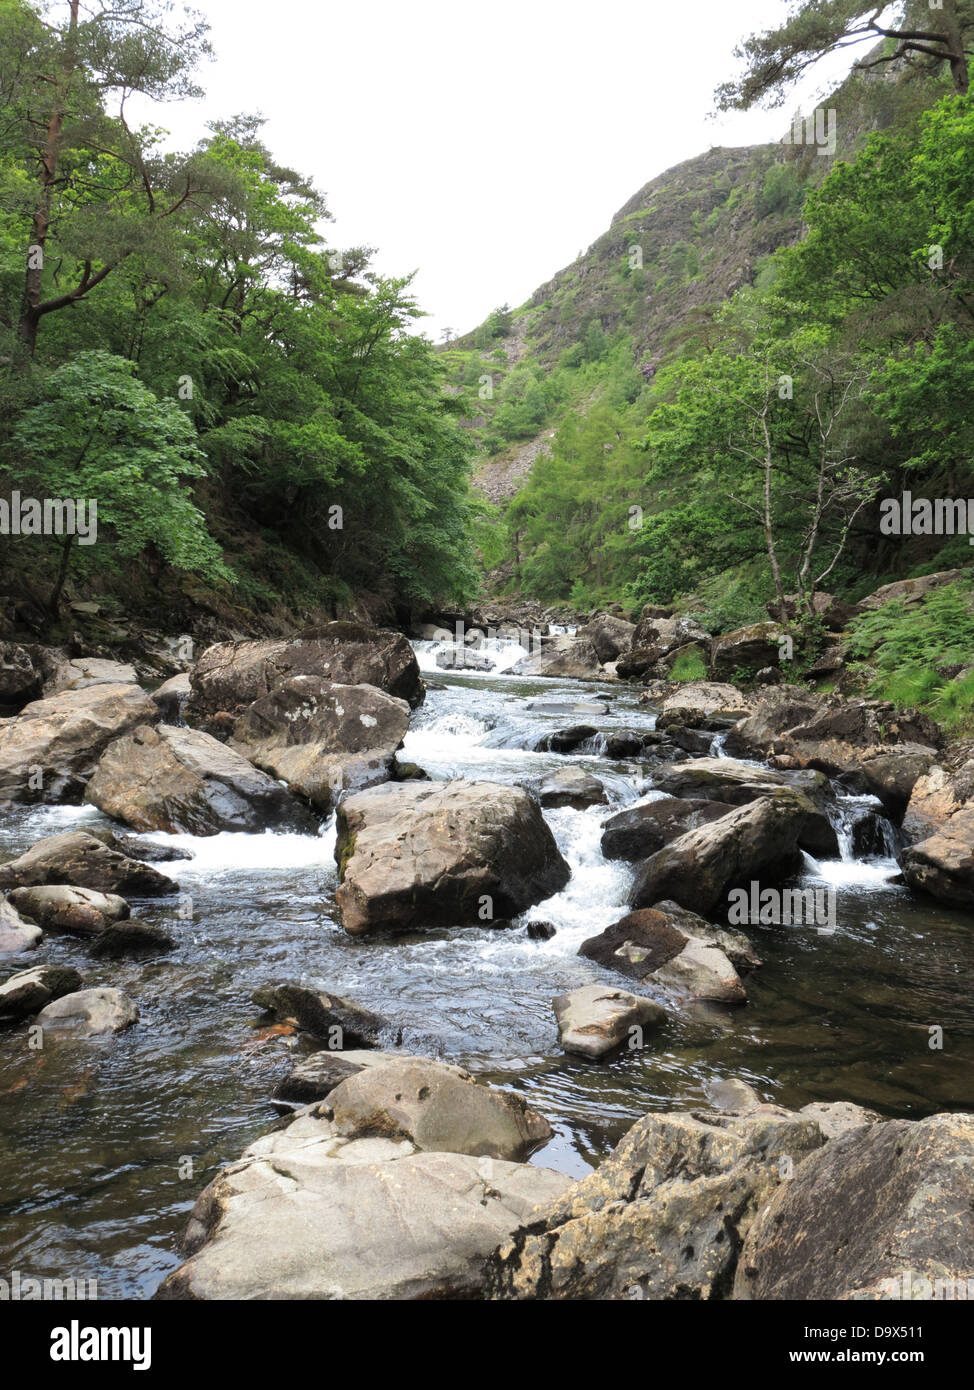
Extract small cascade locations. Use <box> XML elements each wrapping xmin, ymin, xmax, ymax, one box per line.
<box><xmin>412</xmin><ymin>636</ymin><xmax>530</xmax><ymax>675</ymax></box>
<box><xmin>709</xmin><ymin>731</ymin><xmax>729</xmax><ymax>759</ymax></box>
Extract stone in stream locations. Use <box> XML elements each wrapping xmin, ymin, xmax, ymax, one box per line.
<box><xmin>151</xmin><ymin>671</ymin><xmax>192</xmax><ymax>724</ymax></box>
<box><xmin>552</xmin><ymin>984</ymin><xmax>667</xmax><ymax>1059</ymax></box>
<box><xmin>434</xmin><ymin>647</ymin><xmax>493</xmax><ymax>672</ymax></box>
<box><xmin>0</xmin><ymin>965</ymin><xmax>84</xmax><ymax>1022</ymax></box>
<box><xmin>898</xmin><ymin>754</ymin><xmax>974</xmax><ymax>907</ymax></box>
<box><xmin>326</xmin><ymin>1057</ymin><xmax>553</xmax><ymax>1160</ymax></box>
<box><xmin>575</xmin><ymin>614</ymin><xmax>635</xmax><ymax>664</ymax></box>
<box><xmin>6</xmin><ymin>885</ymin><xmax>129</xmax><ymax>937</ymax></box>
<box><xmin>35</xmin><ymin>987</ymin><xmax>138</xmax><ymax>1037</ymax></box>
<box><xmin>513</xmin><ymin>636</ymin><xmax>605</xmax><ymax>681</ymax></box>
<box><xmin>629</xmin><ymin>794</ymin><xmax>809</xmax><ymax>918</ymax></box>
<box><xmin>334</xmin><ymin>781</ymin><xmax>570</xmax><ymax>937</ymax></box>
<box><xmin>273</xmin><ymin>1049</ymin><xmax>470</xmax><ymax>1106</ymax></box>
<box><xmin>115</xmin><ymin>835</ymin><xmax>194</xmax><ymax>864</ymax></box>
<box><xmin>734</xmin><ymin>1112</ymin><xmax>974</xmax><ymax>1300</ymax></box>
<box><xmin>89</xmin><ymin>921</ymin><xmax>175</xmax><ymax>957</ymax></box>
<box><xmin>600</xmin><ymin>796</ymin><xmax>735</xmax><ymax>861</ymax></box>
<box><xmin>578</xmin><ymin>903</ymin><xmax>757</xmax><ymax>1004</ymax></box>
<box><xmin>228</xmin><ymin>676</ymin><xmax>410</xmax><ymax>813</ymax></box>
<box><xmin>185</xmin><ymin>622</ymin><xmax>424</xmax><ymax>731</ymax></box>
<box><xmin>85</xmin><ymin>723</ymin><xmax>315</xmax><ymax>836</ymax></box>
<box><xmin>485</xmin><ymin>1105</ymin><xmax>825</xmax><ymax>1301</ymax></box>
<box><xmin>252</xmin><ymin>984</ymin><xmax>392</xmax><ymax>1048</ymax></box>
<box><xmin>0</xmin><ymin>897</ymin><xmax>43</xmax><ymax>957</ymax></box>
<box><xmin>527</xmin><ymin>920</ymin><xmax>557</xmax><ymax>941</ymax></box>
<box><xmin>43</xmin><ymin>657</ymin><xmax>138</xmax><ymax>695</ymax></box>
<box><xmin>536</xmin><ymin>724</ymin><xmax>597</xmax><ymax>753</ymax></box>
<box><xmin>155</xmin><ymin>1101</ymin><xmax>572</xmax><ymax>1300</ymax></box>
<box><xmin>655</xmin><ymin>682</ymin><xmax>749</xmax><ymax>729</ymax></box>
<box><xmin>531</xmin><ymin>765</ymin><xmax>607</xmax><ymax>810</ymax></box>
<box><xmin>0</xmin><ymin>832</ymin><xmax>178</xmax><ymax>898</ymax></box>
<box><xmin>0</xmin><ymin>682</ymin><xmax>159</xmax><ymax>805</ymax></box>
<box><xmin>526</xmin><ymin>701</ymin><xmax>609</xmax><ymax>716</ymax></box>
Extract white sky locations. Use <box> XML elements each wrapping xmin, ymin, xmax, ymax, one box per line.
<box><xmin>132</xmin><ymin>0</ymin><xmax>866</xmax><ymax>341</ymax></box>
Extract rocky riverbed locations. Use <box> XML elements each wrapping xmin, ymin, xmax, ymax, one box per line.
<box><xmin>1</xmin><ymin>617</ymin><xmax>973</xmax><ymax>1298</ymax></box>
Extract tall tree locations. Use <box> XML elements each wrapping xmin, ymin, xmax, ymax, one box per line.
<box><xmin>716</xmin><ymin>1</ymin><xmax>974</xmax><ymax>110</ymax></box>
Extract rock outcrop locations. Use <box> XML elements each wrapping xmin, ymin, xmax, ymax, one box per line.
<box><xmin>0</xmin><ymin>831</ymin><xmax>177</xmax><ymax>897</ymax></box>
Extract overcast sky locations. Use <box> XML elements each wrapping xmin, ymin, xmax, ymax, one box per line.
<box><xmin>137</xmin><ymin>0</ymin><xmax>865</xmax><ymax>341</ymax></box>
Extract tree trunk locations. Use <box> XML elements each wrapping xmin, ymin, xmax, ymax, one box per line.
<box><xmin>48</xmin><ymin>535</ymin><xmax>75</xmax><ymax>619</ymax></box>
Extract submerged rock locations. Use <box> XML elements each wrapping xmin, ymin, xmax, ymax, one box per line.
<box><xmin>86</xmin><ymin>723</ymin><xmax>313</xmax><ymax>835</ymax></box>
<box><xmin>252</xmin><ymin>984</ymin><xmax>391</xmax><ymax>1048</ymax></box>
<box><xmin>552</xmin><ymin>983</ymin><xmax>667</xmax><ymax>1059</ymax></box>
<box><xmin>334</xmin><ymin>780</ymin><xmax>570</xmax><ymax>936</ymax></box>
<box><xmin>0</xmin><ymin>831</ymin><xmax>178</xmax><ymax>898</ymax></box>
<box><xmin>89</xmin><ymin>921</ymin><xmax>175</xmax><ymax>957</ymax></box>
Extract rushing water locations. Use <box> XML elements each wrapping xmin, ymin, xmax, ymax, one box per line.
<box><xmin>2</xmin><ymin>660</ymin><xmax>974</xmax><ymax>1297</ymax></box>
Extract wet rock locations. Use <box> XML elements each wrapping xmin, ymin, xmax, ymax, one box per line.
<box><xmin>229</xmin><ymin>678</ymin><xmax>410</xmax><ymax>813</ymax></box>
<box><xmin>527</xmin><ymin>920</ymin><xmax>557</xmax><ymax>941</ymax></box>
<box><xmin>630</xmin><ymin>794</ymin><xmax>810</xmax><ymax>917</ymax></box>
<box><xmin>486</xmin><ymin>1106</ymin><xmax>825</xmax><ymax>1300</ymax></box>
<box><xmin>578</xmin><ymin>903</ymin><xmax>754</xmax><ymax>1004</ymax></box>
<box><xmin>86</xmin><ymin>723</ymin><xmax>313</xmax><ymax>835</ymax></box>
<box><xmin>707</xmin><ymin>1078</ymin><xmax>763</xmax><ymax>1112</ymax></box>
<box><xmin>115</xmin><ymin>836</ymin><xmax>194</xmax><ymax>864</ymax></box>
<box><xmin>335</xmin><ymin>781</ymin><xmax>570</xmax><ymax>936</ymax></box>
<box><xmin>0</xmin><ymin>683</ymin><xmax>159</xmax><ymax>804</ymax></box>
<box><xmin>901</xmin><ymin>810</ymin><xmax>974</xmax><ymax>908</ymax></box>
<box><xmin>151</xmin><ymin>672</ymin><xmax>192</xmax><ymax>724</ymax></box>
<box><xmin>327</xmin><ymin>1058</ymin><xmax>552</xmax><ymax>1160</ymax></box>
<box><xmin>35</xmin><ymin>986</ymin><xmax>138</xmax><ymax>1037</ymax></box>
<box><xmin>272</xmin><ymin>1049</ymin><xmax>467</xmax><ymax>1106</ymax></box>
<box><xmin>0</xmin><ymin>965</ymin><xmax>84</xmax><ymax>1022</ymax></box>
<box><xmin>734</xmin><ymin>1112</ymin><xmax>974</xmax><ymax>1300</ymax></box>
<box><xmin>89</xmin><ymin>921</ymin><xmax>175</xmax><ymax>957</ymax></box>
<box><xmin>527</xmin><ymin>700</ymin><xmax>609</xmax><ymax>716</ymax></box>
<box><xmin>391</xmin><ymin>760</ymin><xmax>430</xmax><ymax>782</ymax></box>
<box><xmin>531</xmin><ymin>766</ymin><xmax>607</xmax><ymax>809</ymax></box>
<box><xmin>155</xmin><ymin>1108</ymin><xmax>572</xmax><ymax>1300</ymax></box>
<box><xmin>576</xmin><ymin>614</ymin><xmax>636</xmax><ymax>664</ymax></box>
<box><xmin>252</xmin><ymin>984</ymin><xmax>391</xmax><ymax>1048</ymax></box>
<box><xmin>797</xmin><ymin>1100</ymin><xmax>880</xmax><ymax>1139</ymax></box>
<box><xmin>0</xmin><ymin>897</ymin><xmax>43</xmax><ymax>957</ymax></box>
<box><xmin>6</xmin><ymin>885</ymin><xmax>129</xmax><ymax>937</ymax></box>
<box><xmin>536</xmin><ymin>724</ymin><xmax>596</xmax><ymax>753</ymax></box>
<box><xmin>552</xmin><ymin>983</ymin><xmax>666</xmax><ymax>1059</ymax></box>
<box><xmin>0</xmin><ymin>831</ymin><xmax>178</xmax><ymax>898</ymax></box>
<box><xmin>603</xmin><ymin>730</ymin><xmax>648</xmax><ymax>759</ymax></box>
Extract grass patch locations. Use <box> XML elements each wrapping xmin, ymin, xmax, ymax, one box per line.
<box><xmin>670</xmin><ymin>649</ymin><xmax>709</xmax><ymax>682</ymax></box>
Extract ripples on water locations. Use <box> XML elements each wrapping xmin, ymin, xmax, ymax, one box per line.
<box><xmin>1</xmin><ymin>662</ymin><xmax>974</xmax><ymax>1295</ymax></box>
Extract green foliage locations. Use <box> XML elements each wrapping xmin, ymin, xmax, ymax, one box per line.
<box><xmin>669</xmin><ymin>648</ymin><xmax>708</xmax><ymax>682</ymax></box>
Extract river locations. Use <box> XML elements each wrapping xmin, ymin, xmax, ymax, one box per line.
<box><xmin>2</xmin><ymin>642</ymin><xmax>973</xmax><ymax>1297</ymax></box>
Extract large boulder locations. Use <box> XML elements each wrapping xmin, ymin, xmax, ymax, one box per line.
<box><xmin>709</xmin><ymin>623</ymin><xmax>786</xmax><ymax>680</ymax></box>
<box><xmin>0</xmin><ymin>831</ymin><xmax>177</xmax><ymax>897</ymax></box>
<box><xmin>734</xmin><ymin>1113</ymin><xmax>974</xmax><ymax>1300</ymax></box>
<box><xmin>858</xmin><ymin>569</ymin><xmax>965</xmax><ymax>611</ymax></box>
<box><xmin>229</xmin><ymin>679</ymin><xmax>410</xmax><ymax>813</ymax></box>
<box><xmin>552</xmin><ymin>984</ymin><xmax>666</xmax><ymax>1059</ymax></box>
<box><xmin>186</xmin><ymin>623</ymin><xmax>423</xmax><ymax>731</ymax></box>
<box><xmin>151</xmin><ymin>672</ymin><xmax>192</xmax><ymax>724</ymax></box>
<box><xmin>531</xmin><ymin>766</ymin><xmax>607</xmax><ymax>810</ymax></box>
<box><xmin>273</xmin><ymin>1049</ymin><xmax>469</xmax><ymax>1106</ymax></box>
<box><xmin>44</xmin><ymin>657</ymin><xmax>138</xmax><ymax>695</ymax></box>
<box><xmin>155</xmin><ymin>1103</ymin><xmax>572</xmax><ymax>1300</ymax></box>
<box><xmin>576</xmin><ymin>614</ymin><xmax>636</xmax><ymax>664</ymax></box>
<box><xmin>600</xmin><ymin>797</ymin><xmax>734</xmax><ymax>861</ymax></box>
<box><xmin>6</xmin><ymin>885</ymin><xmax>129</xmax><ymax>937</ymax></box>
<box><xmin>0</xmin><ymin>964</ymin><xmax>84</xmax><ymax>1022</ymax></box>
<box><xmin>85</xmin><ymin>723</ymin><xmax>313</xmax><ymax>835</ymax></box>
<box><xmin>0</xmin><ymin>683</ymin><xmax>158</xmax><ymax>804</ymax></box>
<box><xmin>326</xmin><ymin>1058</ymin><xmax>552</xmax><ymax>1160</ymax></box>
<box><xmin>630</xmin><ymin>793</ymin><xmax>810</xmax><ymax>917</ymax></box>
<box><xmin>35</xmin><ymin>987</ymin><xmax>138</xmax><ymax>1037</ymax></box>
<box><xmin>334</xmin><ymin>781</ymin><xmax>570</xmax><ymax>936</ymax></box>
<box><xmin>0</xmin><ymin>897</ymin><xmax>43</xmax><ymax>957</ymax></box>
<box><xmin>486</xmin><ymin>1106</ymin><xmax>825</xmax><ymax>1300</ymax></box>
<box><xmin>655</xmin><ymin>683</ymin><xmax>749</xmax><ymax>730</ymax></box>
<box><xmin>578</xmin><ymin>903</ymin><xmax>758</xmax><ymax>1004</ymax></box>
<box><xmin>513</xmin><ymin>637</ymin><xmax>604</xmax><ymax>681</ymax></box>
<box><xmin>901</xmin><ymin>811</ymin><xmax>974</xmax><ymax>908</ymax></box>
